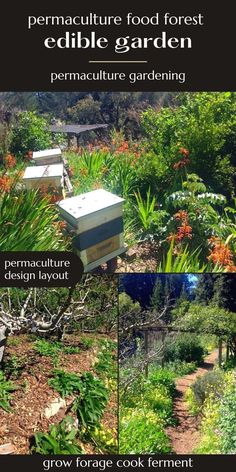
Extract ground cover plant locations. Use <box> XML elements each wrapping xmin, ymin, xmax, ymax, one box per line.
<box><xmin>119</xmin><ymin>273</ymin><xmax>236</xmax><ymax>454</ymax></box>
<box><xmin>0</xmin><ymin>92</ymin><xmax>236</xmax><ymax>270</ymax></box>
<box><xmin>0</xmin><ymin>276</ymin><xmax>118</xmax><ymax>454</ymax></box>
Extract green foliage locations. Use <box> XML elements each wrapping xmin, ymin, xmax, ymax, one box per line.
<box><xmin>185</xmin><ymin>387</ymin><xmax>201</xmax><ymax>416</ymax></box>
<box><xmin>119</xmin><ymin>409</ymin><xmax>171</xmax><ymax>453</ymax></box>
<box><xmin>90</xmin><ymin>425</ymin><xmax>118</xmax><ymax>453</ymax></box>
<box><xmin>48</xmin><ymin>370</ymin><xmax>82</xmax><ymax>398</ymax></box>
<box><xmin>148</xmin><ymin>369</ymin><xmax>175</xmax><ymax>396</ymax></box>
<box><xmin>3</xmin><ymin>354</ymin><xmax>27</xmax><ymax>379</ymax></box>
<box><xmin>164</xmin><ymin>334</ymin><xmax>204</xmax><ymax>365</ymax></box>
<box><xmin>34</xmin><ymin>339</ymin><xmax>63</xmax><ymax>358</ymax></box>
<box><xmin>10</xmin><ymin>111</ymin><xmax>52</xmax><ymax>158</ymax></box>
<box><xmin>78</xmin><ymin>336</ymin><xmax>94</xmax><ymax>350</ymax></box>
<box><xmin>73</xmin><ymin>372</ymin><xmax>108</xmax><ymax>431</ymax></box>
<box><xmin>63</xmin><ymin>345</ymin><xmax>81</xmax><ymax>355</ymax></box>
<box><xmin>142</xmin><ymin>385</ymin><xmax>173</xmax><ymax>423</ymax></box>
<box><xmin>165</xmin><ymin>360</ymin><xmax>197</xmax><ymax>376</ymax></box>
<box><xmin>32</xmin><ymin>416</ymin><xmax>83</xmax><ymax>454</ymax></box>
<box><xmin>0</xmin><ymin>371</ymin><xmax>17</xmax><ymax>412</ymax></box>
<box><xmin>105</xmin><ymin>154</ymin><xmax>138</xmax><ymax>198</ymax></box>
<box><xmin>195</xmin><ymin>371</ymin><xmax>236</xmax><ymax>454</ymax></box>
<box><xmin>0</xmin><ymin>188</ymin><xmax>66</xmax><ymax>251</ymax></box>
<box><xmin>218</xmin><ymin>387</ymin><xmax>236</xmax><ymax>453</ymax></box>
<box><xmin>94</xmin><ymin>350</ymin><xmax>116</xmax><ymax>379</ymax></box>
<box><xmin>191</xmin><ymin>370</ymin><xmax>225</xmax><ymax>407</ymax></box>
<box><xmin>141</xmin><ymin>92</ymin><xmax>236</xmax><ymax>198</ymax></box>
<box><xmin>172</xmin><ymin>303</ymin><xmax>236</xmax><ymax>338</ymax></box>
<box><xmin>157</xmin><ymin>240</ymin><xmax>210</xmax><ymax>273</ymax></box>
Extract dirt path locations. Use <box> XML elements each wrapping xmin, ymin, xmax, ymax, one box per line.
<box><xmin>165</xmin><ymin>350</ymin><xmax>219</xmax><ymax>454</ymax></box>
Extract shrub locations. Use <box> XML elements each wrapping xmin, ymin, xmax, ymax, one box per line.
<box><xmin>0</xmin><ymin>371</ymin><xmax>17</xmax><ymax>412</ymax></box>
<box><xmin>48</xmin><ymin>370</ymin><xmax>82</xmax><ymax>398</ymax></box>
<box><xmin>191</xmin><ymin>370</ymin><xmax>225</xmax><ymax>407</ymax></box>
<box><xmin>148</xmin><ymin>369</ymin><xmax>175</xmax><ymax>395</ymax></box>
<box><xmin>218</xmin><ymin>388</ymin><xmax>236</xmax><ymax>453</ymax></box>
<box><xmin>34</xmin><ymin>339</ymin><xmax>62</xmax><ymax>357</ymax></box>
<box><xmin>119</xmin><ymin>409</ymin><xmax>171</xmax><ymax>453</ymax></box>
<box><xmin>164</xmin><ymin>334</ymin><xmax>204</xmax><ymax>365</ymax></box>
<box><xmin>32</xmin><ymin>416</ymin><xmax>83</xmax><ymax>454</ymax></box>
<box><xmin>3</xmin><ymin>354</ymin><xmax>27</xmax><ymax>379</ymax></box>
<box><xmin>73</xmin><ymin>372</ymin><xmax>108</xmax><ymax>431</ymax></box>
<box><xmin>0</xmin><ymin>188</ymin><xmax>67</xmax><ymax>251</ymax></box>
<box><xmin>165</xmin><ymin>360</ymin><xmax>197</xmax><ymax>376</ymax></box>
<box><xmin>10</xmin><ymin>111</ymin><xmax>52</xmax><ymax>158</ymax></box>
<box><xmin>142</xmin><ymin>385</ymin><xmax>173</xmax><ymax>423</ymax></box>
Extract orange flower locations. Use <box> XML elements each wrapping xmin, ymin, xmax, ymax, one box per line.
<box><xmin>0</xmin><ymin>175</ymin><xmax>11</xmax><ymax>192</ymax></box>
<box><xmin>174</xmin><ymin>210</ymin><xmax>189</xmax><ymax>223</ymax></box>
<box><xmin>208</xmin><ymin>237</ymin><xmax>235</xmax><ymax>268</ymax></box>
<box><xmin>177</xmin><ymin>224</ymin><xmax>192</xmax><ymax>240</ymax></box>
<box><xmin>4</xmin><ymin>154</ymin><xmax>16</xmax><ymax>168</ymax></box>
<box><xmin>179</xmin><ymin>147</ymin><xmax>190</xmax><ymax>157</ymax></box>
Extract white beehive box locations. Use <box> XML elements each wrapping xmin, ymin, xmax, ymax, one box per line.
<box><xmin>57</xmin><ymin>189</ymin><xmax>125</xmax><ymax>271</ymax></box>
<box><xmin>23</xmin><ymin>164</ymin><xmax>64</xmax><ymax>191</ymax></box>
<box><xmin>32</xmin><ymin>148</ymin><xmax>62</xmax><ymax>166</ymax></box>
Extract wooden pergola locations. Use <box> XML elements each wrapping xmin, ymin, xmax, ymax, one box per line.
<box><xmin>131</xmin><ymin>323</ymin><xmax>231</xmax><ymax>377</ymax></box>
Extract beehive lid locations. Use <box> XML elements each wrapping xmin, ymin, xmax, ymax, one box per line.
<box><xmin>23</xmin><ymin>164</ymin><xmax>64</xmax><ymax>180</ymax></box>
<box><xmin>32</xmin><ymin>148</ymin><xmax>62</xmax><ymax>160</ymax></box>
<box><xmin>57</xmin><ymin>189</ymin><xmax>124</xmax><ymax>220</ymax></box>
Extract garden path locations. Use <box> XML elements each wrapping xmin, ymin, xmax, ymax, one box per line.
<box><xmin>165</xmin><ymin>349</ymin><xmax>219</xmax><ymax>454</ymax></box>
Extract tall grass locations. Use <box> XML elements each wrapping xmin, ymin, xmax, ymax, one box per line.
<box><xmin>0</xmin><ymin>188</ymin><xmax>67</xmax><ymax>251</ymax></box>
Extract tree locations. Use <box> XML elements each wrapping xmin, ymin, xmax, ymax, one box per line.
<box><xmin>10</xmin><ymin>111</ymin><xmax>52</xmax><ymax>158</ymax></box>
<box><xmin>0</xmin><ymin>275</ymin><xmax>117</xmax><ymax>364</ymax></box>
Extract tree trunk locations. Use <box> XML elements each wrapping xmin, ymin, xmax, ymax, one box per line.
<box><xmin>0</xmin><ymin>327</ymin><xmax>7</xmax><ymax>366</ymax></box>
<box><xmin>218</xmin><ymin>338</ymin><xmax>223</xmax><ymax>368</ymax></box>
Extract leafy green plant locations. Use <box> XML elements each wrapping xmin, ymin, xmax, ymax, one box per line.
<box><xmin>148</xmin><ymin>369</ymin><xmax>175</xmax><ymax>395</ymax></box>
<box><xmin>90</xmin><ymin>425</ymin><xmax>118</xmax><ymax>453</ymax></box>
<box><xmin>119</xmin><ymin>409</ymin><xmax>171</xmax><ymax>453</ymax></box>
<box><xmin>63</xmin><ymin>346</ymin><xmax>81</xmax><ymax>355</ymax></box>
<box><xmin>48</xmin><ymin>370</ymin><xmax>82</xmax><ymax>398</ymax></box>
<box><xmin>158</xmin><ymin>240</ymin><xmax>212</xmax><ymax>273</ymax></box>
<box><xmin>164</xmin><ymin>334</ymin><xmax>205</xmax><ymax>365</ymax></box>
<box><xmin>32</xmin><ymin>416</ymin><xmax>83</xmax><ymax>454</ymax></box>
<box><xmin>73</xmin><ymin>372</ymin><xmax>108</xmax><ymax>431</ymax></box>
<box><xmin>0</xmin><ymin>188</ymin><xmax>66</xmax><ymax>251</ymax></box>
<box><xmin>218</xmin><ymin>388</ymin><xmax>236</xmax><ymax>453</ymax></box>
<box><xmin>78</xmin><ymin>336</ymin><xmax>94</xmax><ymax>350</ymax></box>
<box><xmin>191</xmin><ymin>370</ymin><xmax>225</xmax><ymax>407</ymax></box>
<box><xmin>134</xmin><ymin>188</ymin><xmax>156</xmax><ymax>231</ymax></box>
<box><xmin>10</xmin><ymin>111</ymin><xmax>52</xmax><ymax>158</ymax></box>
<box><xmin>94</xmin><ymin>350</ymin><xmax>116</xmax><ymax>379</ymax></box>
<box><xmin>4</xmin><ymin>354</ymin><xmax>27</xmax><ymax>379</ymax></box>
<box><xmin>34</xmin><ymin>339</ymin><xmax>63</xmax><ymax>357</ymax></box>
<box><xmin>0</xmin><ymin>371</ymin><xmax>17</xmax><ymax>412</ymax></box>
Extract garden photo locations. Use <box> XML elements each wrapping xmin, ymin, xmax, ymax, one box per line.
<box><xmin>0</xmin><ymin>275</ymin><xmax>118</xmax><ymax>454</ymax></box>
<box><xmin>119</xmin><ymin>273</ymin><xmax>236</xmax><ymax>454</ymax></box>
<box><xmin>0</xmin><ymin>92</ymin><xmax>236</xmax><ymax>272</ymax></box>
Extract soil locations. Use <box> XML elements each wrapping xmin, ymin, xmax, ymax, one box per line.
<box><xmin>116</xmin><ymin>241</ymin><xmax>159</xmax><ymax>273</ymax></box>
<box><xmin>0</xmin><ymin>333</ymin><xmax>117</xmax><ymax>455</ymax></box>
<box><xmin>165</xmin><ymin>350</ymin><xmax>219</xmax><ymax>454</ymax></box>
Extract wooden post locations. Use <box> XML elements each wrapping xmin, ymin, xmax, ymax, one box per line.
<box><xmin>161</xmin><ymin>331</ymin><xmax>165</xmax><ymax>368</ymax></box>
<box><xmin>218</xmin><ymin>338</ymin><xmax>223</xmax><ymax>368</ymax></box>
<box><xmin>226</xmin><ymin>343</ymin><xmax>230</xmax><ymax>361</ymax></box>
<box><xmin>144</xmin><ymin>331</ymin><xmax>149</xmax><ymax>378</ymax></box>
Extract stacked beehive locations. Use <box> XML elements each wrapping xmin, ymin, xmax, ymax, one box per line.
<box><xmin>22</xmin><ymin>148</ymin><xmax>73</xmax><ymax>197</ymax></box>
<box><xmin>57</xmin><ymin>189</ymin><xmax>126</xmax><ymax>272</ymax></box>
